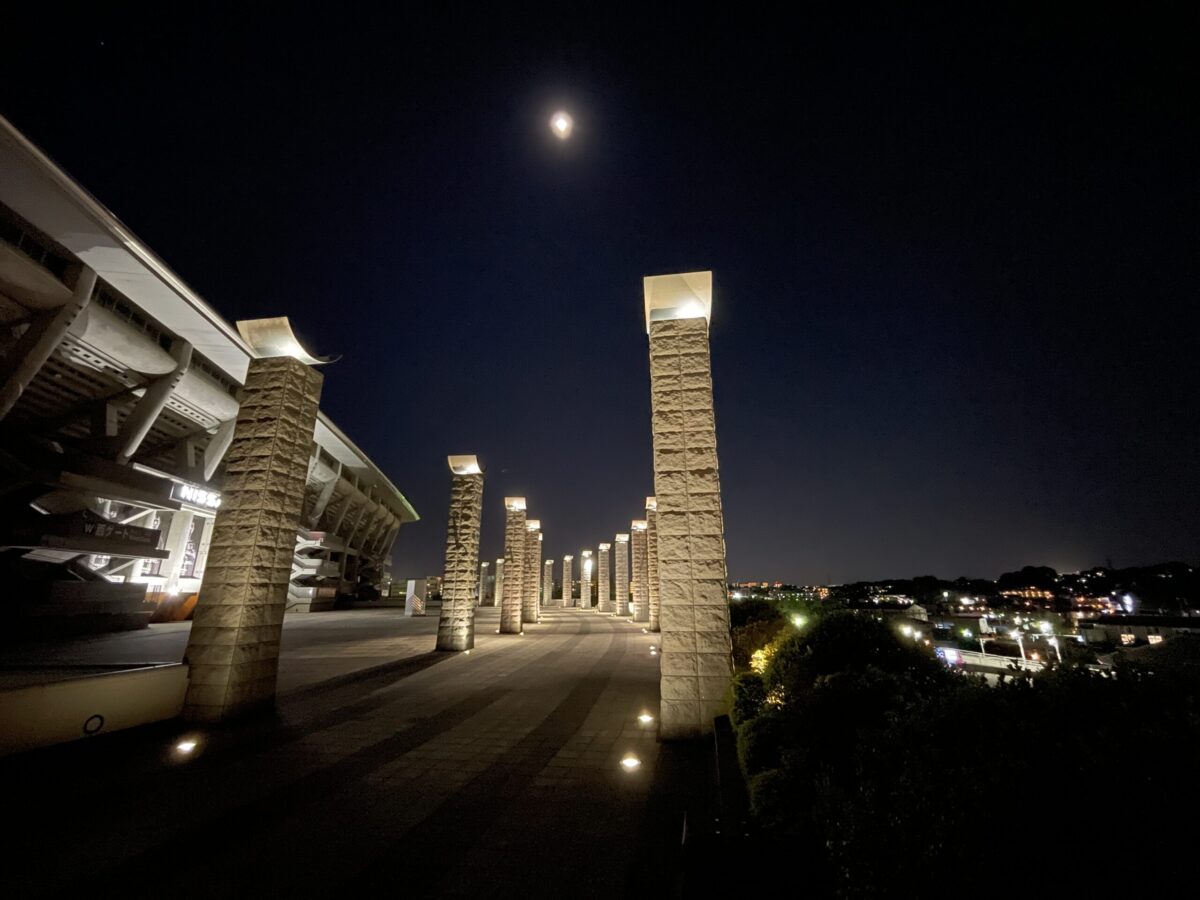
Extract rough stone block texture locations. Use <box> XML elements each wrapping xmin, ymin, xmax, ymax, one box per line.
<box><xmin>522</xmin><ymin>528</ymin><xmax>541</xmax><ymax>623</ymax></box>
<box><xmin>436</xmin><ymin>471</ymin><xmax>484</xmax><ymax>651</ymax></box>
<box><xmin>543</xmin><ymin>559</ymin><xmax>554</xmax><ymax>605</ymax></box>
<box><xmin>183</xmin><ymin>356</ymin><xmax>323</xmax><ymax>721</ymax></box>
<box><xmin>648</xmin><ymin>316</ymin><xmax>732</xmax><ymax>740</ymax></box>
<box><xmin>597</xmin><ymin>546</ymin><xmax>612</xmax><ymax>612</ymax></box>
<box><xmin>647</xmin><ymin>507</ymin><xmax>661</xmax><ymax>633</ymax></box>
<box><xmin>631</xmin><ymin>528</ymin><xmax>649</xmax><ymax>622</ymax></box>
<box><xmin>493</xmin><ymin>559</ymin><xmax>504</xmax><ymax>608</ymax></box>
<box><xmin>580</xmin><ymin>553</ymin><xmax>592</xmax><ymax>610</ymax></box>
<box><xmin>613</xmin><ymin>538</ymin><xmax>630</xmax><ymax>616</ymax></box>
<box><xmin>500</xmin><ymin>508</ymin><xmax>525</xmax><ymax>633</ymax></box>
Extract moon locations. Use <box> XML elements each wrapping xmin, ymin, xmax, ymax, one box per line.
<box><xmin>550</xmin><ymin>111</ymin><xmax>574</xmax><ymax>140</ymax></box>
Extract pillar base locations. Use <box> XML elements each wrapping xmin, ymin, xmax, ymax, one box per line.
<box><xmin>435</xmin><ymin>631</ymin><xmax>475</xmax><ymax>652</ymax></box>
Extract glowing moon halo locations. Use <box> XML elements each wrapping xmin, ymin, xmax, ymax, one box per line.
<box><xmin>550</xmin><ymin>111</ymin><xmax>574</xmax><ymax>139</ymax></box>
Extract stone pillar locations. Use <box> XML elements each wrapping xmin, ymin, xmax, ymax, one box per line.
<box><xmin>580</xmin><ymin>550</ymin><xmax>593</xmax><ymax>610</ymax></box>
<box><xmin>435</xmin><ymin>456</ymin><xmax>484</xmax><ymax>651</ymax></box>
<box><xmin>645</xmin><ymin>270</ymin><xmax>732</xmax><ymax>739</ymax></box>
<box><xmin>614</xmin><ymin>534</ymin><xmax>630</xmax><ymax>615</ymax></box>
<box><xmin>597</xmin><ymin>543</ymin><xmax>612</xmax><ymax>612</ymax></box>
<box><xmin>404</xmin><ymin>579</ymin><xmax>427</xmax><ymax>616</ymax></box>
<box><xmin>646</xmin><ymin>496</ymin><xmax>661</xmax><ymax>633</ymax></box>
<box><xmin>500</xmin><ymin>497</ymin><xmax>526</xmax><ymax>633</ymax></box>
<box><xmin>522</xmin><ymin>519</ymin><xmax>541</xmax><ymax>624</ymax></box>
<box><xmin>183</xmin><ymin>355</ymin><xmax>323</xmax><ymax>721</ymax></box>
<box><xmin>631</xmin><ymin>520</ymin><xmax>649</xmax><ymax>623</ymax></box>
<box><xmin>543</xmin><ymin>559</ymin><xmax>554</xmax><ymax>605</ymax></box>
<box><xmin>562</xmin><ymin>555</ymin><xmax>573</xmax><ymax>606</ymax></box>
<box><xmin>493</xmin><ymin>558</ymin><xmax>505</xmax><ymax>608</ymax></box>
<box><xmin>478</xmin><ymin>561</ymin><xmax>489</xmax><ymax>606</ymax></box>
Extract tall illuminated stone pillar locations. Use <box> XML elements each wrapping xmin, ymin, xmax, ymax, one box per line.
<box><xmin>645</xmin><ymin>270</ymin><xmax>732</xmax><ymax>739</ymax></box>
<box><xmin>436</xmin><ymin>456</ymin><xmax>484</xmax><ymax>651</ymax></box>
<box><xmin>613</xmin><ymin>534</ymin><xmax>630</xmax><ymax>616</ymax></box>
<box><xmin>597</xmin><ymin>543</ymin><xmax>612</xmax><ymax>612</ymax></box>
<box><xmin>562</xmin><ymin>555</ymin><xmax>574</xmax><ymax>607</ymax></box>
<box><xmin>580</xmin><ymin>550</ymin><xmax>593</xmax><ymax>610</ymax></box>
<box><xmin>500</xmin><ymin>497</ymin><xmax>526</xmax><ymax>634</ymax></box>
<box><xmin>183</xmin><ymin>355</ymin><xmax>322</xmax><ymax>721</ymax></box>
<box><xmin>646</xmin><ymin>496</ymin><xmax>661</xmax><ymax>633</ymax></box>
<box><xmin>478</xmin><ymin>561</ymin><xmax>489</xmax><ymax>606</ymax></box>
<box><xmin>493</xmin><ymin>558</ymin><xmax>505</xmax><ymax>609</ymax></box>
<box><xmin>631</xmin><ymin>520</ymin><xmax>649</xmax><ymax>623</ymax></box>
<box><xmin>522</xmin><ymin>520</ymin><xmax>542</xmax><ymax>624</ymax></box>
<box><xmin>543</xmin><ymin>559</ymin><xmax>554</xmax><ymax>605</ymax></box>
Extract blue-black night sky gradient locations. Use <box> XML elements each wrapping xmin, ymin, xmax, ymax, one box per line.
<box><xmin>3</xmin><ymin>7</ymin><xmax>1196</xmax><ymax>582</ymax></box>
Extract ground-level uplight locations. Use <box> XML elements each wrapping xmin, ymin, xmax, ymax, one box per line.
<box><xmin>175</xmin><ymin>738</ymin><xmax>199</xmax><ymax>756</ymax></box>
<box><xmin>638</xmin><ymin>713</ymin><xmax>654</xmax><ymax>725</ymax></box>
<box><xmin>620</xmin><ymin>755</ymin><xmax>641</xmax><ymax>771</ymax></box>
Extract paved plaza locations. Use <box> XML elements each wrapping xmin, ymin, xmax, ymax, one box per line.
<box><xmin>0</xmin><ymin>608</ymin><xmax>709</xmax><ymax>898</ymax></box>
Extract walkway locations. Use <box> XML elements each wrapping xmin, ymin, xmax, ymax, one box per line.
<box><xmin>0</xmin><ymin>608</ymin><xmax>700</xmax><ymax>898</ymax></box>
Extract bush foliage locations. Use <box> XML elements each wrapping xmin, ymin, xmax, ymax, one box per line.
<box><xmin>733</xmin><ymin>611</ymin><xmax>1200</xmax><ymax>897</ymax></box>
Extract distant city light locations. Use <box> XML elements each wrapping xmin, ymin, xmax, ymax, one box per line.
<box><xmin>962</xmin><ymin>629</ymin><xmax>973</xmax><ymax>638</ymax></box>
<box><xmin>900</xmin><ymin>625</ymin><xmax>913</xmax><ymax>637</ymax></box>
<box><xmin>1038</xmin><ymin>621</ymin><xmax>1052</xmax><ymax>633</ymax></box>
<box><xmin>551</xmin><ymin>111</ymin><xmax>574</xmax><ymax>139</ymax></box>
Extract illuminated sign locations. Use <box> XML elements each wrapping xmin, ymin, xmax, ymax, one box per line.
<box><xmin>172</xmin><ymin>483</ymin><xmax>222</xmax><ymax>510</ymax></box>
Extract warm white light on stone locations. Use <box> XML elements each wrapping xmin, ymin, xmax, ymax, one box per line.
<box><xmin>550</xmin><ymin>111</ymin><xmax>574</xmax><ymax>139</ymax></box>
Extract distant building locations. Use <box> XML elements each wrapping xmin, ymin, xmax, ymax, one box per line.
<box><xmin>0</xmin><ymin>116</ymin><xmax>418</xmax><ymax>630</ymax></box>
<box><xmin>1082</xmin><ymin>615</ymin><xmax>1200</xmax><ymax>647</ymax></box>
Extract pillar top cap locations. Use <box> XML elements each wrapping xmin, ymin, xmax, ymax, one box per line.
<box><xmin>632</xmin><ymin>520</ymin><xmax>648</xmax><ymax>530</ymax></box>
<box><xmin>236</xmin><ymin>316</ymin><xmax>337</xmax><ymax>365</ymax></box>
<box><xmin>616</xmin><ymin>533</ymin><xmax>630</xmax><ymax>542</ymax></box>
<box><xmin>599</xmin><ymin>542</ymin><xmax>611</xmax><ymax>550</ymax></box>
<box><xmin>447</xmin><ymin>455</ymin><xmax>482</xmax><ymax>475</ymax></box>
<box><xmin>645</xmin><ymin>496</ymin><xmax>657</xmax><ymax>510</ymax></box>
<box><xmin>526</xmin><ymin>519</ymin><xmax>541</xmax><ymax>530</ymax></box>
<box><xmin>481</xmin><ymin>561</ymin><xmax>490</xmax><ymax>567</ymax></box>
<box><xmin>496</xmin><ymin>557</ymin><xmax>505</xmax><ymax>564</ymax></box>
<box><xmin>582</xmin><ymin>549</ymin><xmax>592</xmax><ymax>557</ymax></box>
<box><xmin>563</xmin><ymin>554</ymin><xmax>574</xmax><ymax>560</ymax></box>
<box><xmin>504</xmin><ymin>497</ymin><xmax>526</xmax><ymax>510</ymax></box>
<box><xmin>643</xmin><ymin>270</ymin><xmax>712</xmax><ymax>333</ymax></box>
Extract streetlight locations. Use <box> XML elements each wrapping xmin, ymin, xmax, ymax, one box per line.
<box><xmin>1010</xmin><ymin>629</ymin><xmax>1027</xmax><ymax>661</ymax></box>
<box><xmin>1048</xmin><ymin>636</ymin><xmax>1063</xmax><ymax>664</ymax></box>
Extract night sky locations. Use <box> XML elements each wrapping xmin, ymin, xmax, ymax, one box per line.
<box><xmin>3</xmin><ymin>8</ymin><xmax>1196</xmax><ymax>583</ymax></box>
